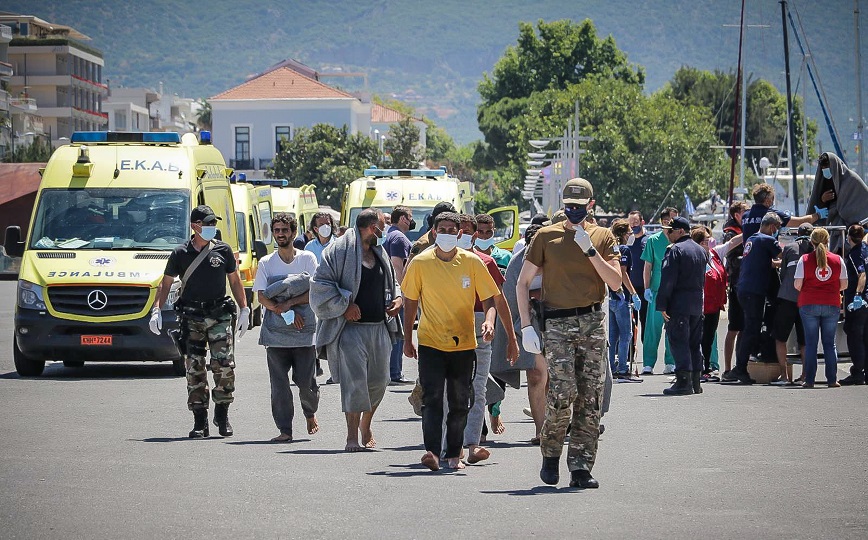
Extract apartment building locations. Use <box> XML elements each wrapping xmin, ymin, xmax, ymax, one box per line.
<box><xmin>0</xmin><ymin>12</ymin><xmax>107</xmax><ymax>142</ymax></box>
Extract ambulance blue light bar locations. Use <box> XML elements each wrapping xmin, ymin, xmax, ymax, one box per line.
<box><xmin>363</xmin><ymin>168</ymin><xmax>446</xmax><ymax>178</ymax></box>
<box><xmin>246</xmin><ymin>179</ymin><xmax>289</xmax><ymax>187</ymax></box>
<box><xmin>70</xmin><ymin>132</ymin><xmax>181</xmax><ymax>144</ymax></box>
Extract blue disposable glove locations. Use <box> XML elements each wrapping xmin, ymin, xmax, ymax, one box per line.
<box><xmin>632</xmin><ymin>294</ymin><xmax>642</xmax><ymax>311</ymax></box>
<box><xmin>848</xmin><ymin>295</ymin><xmax>867</xmax><ymax>311</ymax></box>
<box><xmin>643</xmin><ymin>289</ymin><xmax>654</xmax><ymax>303</ymax></box>
<box><xmin>814</xmin><ymin>205</ymin><xmax>829</xmax><ymax>219</ymax></box>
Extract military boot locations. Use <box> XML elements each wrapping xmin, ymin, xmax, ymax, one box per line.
<box><xmin>540</xmin><ymin>456</ymin><xmax>560</xmax><ymax>485</ymax></box>
<box><xmin>213</xmin><ymin>403</ymin><xmax>234</xmax><ymax>437</ymax></box>
<box><xmin>663</xmin><ymin>370</ymin><xmax>694</xmax><ymax>396</ymax></box>
<box><xmin>692</xmin><ymin>371</ymin><xmax>703</xmax><ymax>394</ymax></box>
<box><xmin>189</xmin><ymin>407</ymin><xmax>209</xmax><ymax>438</ymax></box>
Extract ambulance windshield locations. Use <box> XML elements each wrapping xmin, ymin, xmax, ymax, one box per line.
<box><xmin>346</xmin><ymin>206</ymin><xmax>432</xmax><ymax>242</ymax></box>
<box><xmin>29</xmin><ymin>188</ymin><xmax>189</xmax><ymax>250</ymax></box>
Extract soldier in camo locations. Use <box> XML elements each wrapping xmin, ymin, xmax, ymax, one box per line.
<box><xmin>516</xmin><ymin>178</ymin><xmax>623</xmax><ymax>489</ymax></box>
<box><xmin>151</xmin><ymin>205</ymin><xmax>250</xmax><ymax>439</ymax></box>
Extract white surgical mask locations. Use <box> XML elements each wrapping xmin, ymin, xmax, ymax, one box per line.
<box><xmin>475</xmin><ymin>237</ymin><xmax>495</xmax><ymax>250</ymax></box>
<box><xmin>317</xmin><ymin>224</ymin><xmax>332</xmax><ymax>239</ymax></box>
<box><xmin>200</xmin><ymin>225</ymin><xmax>217</xmax><ymax>241</ymax></box>
<box><xmin>435</xmin><ymin>233</ymin><xmax>459</xmax><ymax>252</ymax></box>
<box><xmin>457</xmin><ymin>234</ymin><xmax>474</xmax><ymax>249</ymax></box>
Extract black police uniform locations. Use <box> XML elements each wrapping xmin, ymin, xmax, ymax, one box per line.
<box><xmin>164</xmin><ymin>238</ymin><xmax>238</xmax><ymax>412</ymax></box>
<box><xmin>656</xmin><ymin>230</ymin><xmax>709</xmax><ymax>394</ymax></box>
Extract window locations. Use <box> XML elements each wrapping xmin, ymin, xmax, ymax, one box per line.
<box><xmin>235</xmin><ymin>126</ymin><xmax>250</xmax><ymax>161</ymax></box>
<box><xmin>275</xmin><ymin>126</ymin><xmax>291</xmax><ymax>153</ymax></box>
<box><xmin>114</xmin><ymin>111</ymin><xmax>127</xmax><ymax>131</ymax></box>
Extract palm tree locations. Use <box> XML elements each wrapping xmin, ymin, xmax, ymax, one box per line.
<box><xmin>195</xmin><ymin>99</ymin><xmax>212</xmax><ymax>131</ymax></box>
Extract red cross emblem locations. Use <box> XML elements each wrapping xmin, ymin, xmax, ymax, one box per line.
<box><xmin>815</xmin><ymin>266</ymin><xmax>832</xmax><ymax>281</ymax></box>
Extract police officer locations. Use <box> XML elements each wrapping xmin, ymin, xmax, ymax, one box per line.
<box><xmin>655</xmin><ymin>217</ymin><xmax>709</xmax><ymax>395</ymax></box>
<box><xmin>516</xmin><ymin>178</ymin><xmax>623</xmax><ymax>489</ymax></box>
<box><xmin>150</xmin><ymin>205</ymin><xmax>250</xmax><ymax>438</ymax></box>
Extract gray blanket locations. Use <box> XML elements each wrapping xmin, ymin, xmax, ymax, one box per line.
<box><xmin>309</xmin><ymin>227</ymin><xmax>403</xmax><ymax>379</ymax></box>
<box><xmin>491</xmin><ymin>247</ymin><xmax>540</xmax><ymax>388</ymax></box>
<box><xmin>258</xmin><ymin>272</ymin><xmax>315</xmax><ymax>348</ymax></box>
<box><xmin>808</xmin><ymin>152</ymin><xmax>868</xmax><ymax>233</ymax></box>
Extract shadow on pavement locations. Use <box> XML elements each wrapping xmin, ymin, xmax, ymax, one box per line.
<box><xmin>382</xmin><ymin>443</ymin><xmax>425</xmax><ymax>452</ymax></box>
<box><xmin>0</xmin><ymin>363</ymin><xmax>179</xmax><ymax>381</ymax></box>
<box><xmin>278</xmin><ymin>448</ymin><xmax>348</xmax><ymax>455</ymax></box>
<box><xmin>380</xmin><ymin>417</ymin><xmax>420</xmax><ymax>423</ymax></box>
<box><xmin>367</xmin><ymin>464</ymin><xmax>467</xmax><ymax>478</ymax></box>
<box><xmin>480</xmin><ymin>486</ymin><xmax>583</xmax><ymax>496</ymax></box>
<box><xmin>135</xmin><ymin>437</ymin><xmax>201</xmax><ymax>443</ymax></box>
<box><xmin>226</xmin><ymin>439</ymin><xmax>311</xmax><ymax>445</ymax></box>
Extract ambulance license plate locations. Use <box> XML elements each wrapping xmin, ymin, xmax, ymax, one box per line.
<box><xmin>81</xmin><ymin>335</ymin><xmax>112</xmax><ymax>346</ymax></box>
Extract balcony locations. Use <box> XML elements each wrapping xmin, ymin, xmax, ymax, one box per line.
<box><xmin>0</xmin><ymin>60</ymin><xmax>12</xmax><ymax>79</ymax></box>
<box><xmin>73</xmin><ymin>106</ymin><xmax>109</xmax><ymax>124</ymax></box>
<box><xmin>10</xmin><ymin>97</ymin><xmax>37</xmax><ymax>111</ymax></box>
<box><xmin>230</xmin><ymin>159</ymin><xmax>254</xmax><ymax>170</ymax></box>
<box><xmin>71</xmin><ymin>74</ymin><xmax>109</xmax><ymax>95</ymax></box>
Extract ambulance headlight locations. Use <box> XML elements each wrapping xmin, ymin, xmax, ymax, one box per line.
<box><xmin>18</xmin><ymin>280</ymin><xmax>46</xmax><ymax>310</ymax></box>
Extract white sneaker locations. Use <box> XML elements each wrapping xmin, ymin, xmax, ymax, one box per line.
<box><xmin>769</xmin><ymin>378</ymin><xmax>790</xmax><ymax>386</ymax></box>
<box><xmin>641</xmin><ymin>366</ymin><xmax>654</xmax><ymax>375</ymax></box>
<box><xmin>663</xmin><ymin>364</ymin><xmax>675</xmax><ymax>374</ymax></box>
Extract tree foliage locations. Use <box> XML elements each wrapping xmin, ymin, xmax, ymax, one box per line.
<box><xmin>664</xmin><ymin>67</ymin><xmax>818</xmax><ymax>171</ymax></box>
<box><xmin>4</xmin><ymin>137</ymin><xmax>53</xmax><ymax>163</ymax></box>
<box><xmin>195</xmin><ymin>98</ymin><xmax>212</xmax><ymax>131</ymax></box>
<box><xmin>267</xmin><ymin>124</ymin><xmax>379</xmax><ymax>208</ymax></box>
<box><xmin>383</xmin><ymin>117</ymin><xmax>423</xmax><ymax>168</ymax></box>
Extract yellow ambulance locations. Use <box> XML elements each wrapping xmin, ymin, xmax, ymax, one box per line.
<box><xmin>4</xmin><ymin>131</ymin><xmax>238</xmax><ymax>377</ymax></box>
<box><xmin>270</xmin><ymin>184</ymin><xmax>319</xmax><ymax>236</ymax></box>
<box><xmin>229</xmin><ymin>174</ymin><xmax>276</xmax><ymax>328</ymax></box>
<box><xmin>340</xmin><ymin>167</ymin><xmax>519</xmax><ymax>248</ymax></box>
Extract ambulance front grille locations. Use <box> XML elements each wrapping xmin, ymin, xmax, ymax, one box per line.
<box><xmin>47</xmin><ymin>286</ymin><xmax>151</xmax><ymax>316</ymax></box>
<box><xmin>36</xmin><ymin>252</ymin><xmax>76</xmax><ymax>259</ymax></box>
<box><xmin>134</xmin><ymin>253</ymin><xmax>170</xmax><ymax>260</ymax></box>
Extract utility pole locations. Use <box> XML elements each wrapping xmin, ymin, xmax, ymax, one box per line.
<box><xmin>855</xmin><ymin>0</ymin><xmax>865</xmax><ymax>180</ymax></box>
<box><xmin>781</xmin><ymin>0</ymin><xmax>800</xmax><ymax>215</ymax></box>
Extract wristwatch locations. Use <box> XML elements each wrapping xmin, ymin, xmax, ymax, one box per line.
<box><xmin>585</xmin><ymin>246</ymin><xmax>597</xmax><ymax>257</ymax></box>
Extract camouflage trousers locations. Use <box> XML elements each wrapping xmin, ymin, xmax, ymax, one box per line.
<box><xmin>183</xmin><ymin>311</ymin><xmax>236</xmax><ymax>411</ymax></box>
<box><xmin>540</xmin><ymin>310</ymin><xmax>606</xmax><ymax>472</ymax></box>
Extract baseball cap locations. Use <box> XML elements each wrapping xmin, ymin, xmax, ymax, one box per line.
<box><xmin>190</xmin><ymin>205</ymin><xmax>221</xmax><ymax>225</ymax></box>
<box><xmin>562</xmin><ymin>178</ymin><xmax>593</xmax><ymax>205</ymax></box>
<box><xmin>545</xmin><ymin>209</ymin><xmax>567</xmax><ymax>225</ymax></box>
<box><xmin>797</xmin><ymin>223</ymin><xmax>814</xmax><ymax>236</ymax></box>
<box><xmin>662</xmin><ymin>216</ymin><xmax>691</xmax><ymax>232</ymax></box>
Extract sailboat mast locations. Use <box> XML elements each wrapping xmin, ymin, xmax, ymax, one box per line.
<box><xmin>781</xmin><ymin>0</ymin><xmax>800</xmax><ymax>215</ymax></box>
<box><xmin>856</xmin><ymin>0</ymin><xmax>865</xmax><ymax>180</ymax></box>
<box><xmin>728</xmin><ymin>0</ymin><xmax>747</xmax><ymax>205</ymax></box>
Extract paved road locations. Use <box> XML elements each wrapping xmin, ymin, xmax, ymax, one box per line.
<box><xmin>1</xmin><ymin>281</ymin><xmax>866</xmax><ymax>539</ymax></box>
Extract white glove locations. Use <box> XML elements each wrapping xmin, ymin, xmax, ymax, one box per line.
<box><xmin>148</xmin><ymin>308</ymin><xmax>162</xmax><ymax>335</ymax></box>
<box><xmin>521</xmin><ymin>326</ymin><xmax>542</xmax><ymax>354</ymax></box>
<box><xmin>236</xmin><ymin>306</ymin><xmax>250</xmax><ymax>339</ymax></box>
<box><xmin>574</xmin><ymin>227</ymin><xmax>593</xmax><ymax>253</ymax></box>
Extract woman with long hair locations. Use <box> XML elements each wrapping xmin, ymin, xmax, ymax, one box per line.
<box><xmin>608</xmin><ymin>219</ymin><xmax>640</xmax><ymax>378</ymax></box>
<box><xmin>794</xmin><ymin>228</ymin><xmax>849</xmax><ymax>388</ymax></box>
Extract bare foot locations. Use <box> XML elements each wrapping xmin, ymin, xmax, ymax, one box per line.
<box><xmin>467</xmin><ymin>445</ymin><xmax>490</xmax><ymax>464</ymax></box>
<box><xmin>270</xmin><ymin>433</ymin><xmax>292</xmax><ymax>443</ymax></box>
<box><xmin>491</xmin><ymin>415</ymin><xmax>506</xmax><ymax>435</ymax></box>
<box><xmin>361</xmin><ymin>429</ymin><xmax>376</xmax><ymax>448</ymax></box>
<box><xmin>345</xmin><ymin>440</ymin><xmax>364</xmax><ymax>452</ymax></box>
<box><xmin>446</xmin><ymin>457</ymin><xmax>466</xmax><ymax>470</ymax></box>
<box><xmin>307</xmin><ymin>416</ymin><xmax>319</xmax><ymax>435</ymax></box>
<box><xmin>421</xmin><ymin>451</ymin><xmax>440</xmax><ymax>471</ymax></box>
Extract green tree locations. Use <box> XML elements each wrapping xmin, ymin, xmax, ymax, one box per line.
<box><xmin>478</xmin><ymin>19</ymin><xmax>645</xmax><ymax>164</ymax></box>
<box><xmin>5</xmin><ymin>136</ymin><xmax>52</xmax><ymax>163</ymax></box>
<box><xmin>383</xmin><ymin>117</ymin><xmax>422</xmax><ymax>168</ymax></box>
<box><xmin>195</xmin><ymin>98</ymin><xmax>212</xmax><ymax>131</ymax></box>
<box><xmin>267</xmin><ymin>124</ymin><xmax>378</xmax><ymax>208</ymax></box>
<box><xmin>424</xmin><ymin>121</ymin><xmax>456</xmax><ymax>162</ymax></box>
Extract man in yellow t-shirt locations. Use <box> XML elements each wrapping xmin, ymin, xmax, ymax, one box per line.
<box><xmin>516</xmin><ymin>177</ymin><xmax>623</xmax><ymax>490</ymax></box>
<box><xmin>402</xmin><ymin>211</ymin><xmax>518</xmax><ymax>471</ymax></box>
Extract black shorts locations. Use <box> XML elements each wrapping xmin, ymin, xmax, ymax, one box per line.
<box><xmin>727</xmin><ymin>288</ymin><xmax>744</xmax><ymax>332</ymax></box>
<box><xmin>773</xmin><ymin>298</ymin><xmax>805</xmax><ymax>345</ymax></box>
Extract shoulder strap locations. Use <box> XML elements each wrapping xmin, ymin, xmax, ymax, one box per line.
<box><xmin>179</xmin><ymin>241</ymin><xmax>214</xmax><ymax>297</ymax></box>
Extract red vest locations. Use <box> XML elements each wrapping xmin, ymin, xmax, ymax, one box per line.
<box><xmin>798</xmin><ymin>252</ymin><xmax>843</xmax><ymax>308</ymax></box>
<box><xmin>703</xmin><ymin>249</ymin><xmax>727</xmax><ymax>314</ymax></box>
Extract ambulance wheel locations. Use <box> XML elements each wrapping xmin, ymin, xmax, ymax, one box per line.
<box><xmin>62</xmin><ymin>360</ymin><xmax>85</xmax><ymax>368</ymax></box>
<box><xmin>171</xmin><ymin>358</ymin><xmax>186</xmax><ymax>377</ymax></box>
<box><xmin>252</xmin><ymin>306</ymin><xmax>262</xmax><ymax>327</ymax></box>
<box><xmin>14</xmin><ymin>340</ymin><xmax>45</xmax><ymax>377</ymax></box>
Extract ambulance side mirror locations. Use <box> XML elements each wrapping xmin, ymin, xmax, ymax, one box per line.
<box><xmin>4</xmin><ymin>226</ymin><xmax>24</xmax><ymax>257</ymax></box>
<box><xmin>253</xmin><ymin>240</ymin><xmax>268</xmax><ymax>260</ymax></box>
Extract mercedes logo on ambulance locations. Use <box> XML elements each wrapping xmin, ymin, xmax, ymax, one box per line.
<box><xmin>87</xmin><ymin>289</ymin><xmax>108</xmax><ymax>311</ymax></box>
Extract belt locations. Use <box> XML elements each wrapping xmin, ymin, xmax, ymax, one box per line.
<box><xmin>543</xmin><ymin>303</ymin><xmax>602</xmax><ymax>320</ymax></box>
<box><xmin>181</xmin><ymin>297</ymin><xmax>229</xmax><ymax>310</ymax></box>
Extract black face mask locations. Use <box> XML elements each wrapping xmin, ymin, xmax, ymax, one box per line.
<box><xmin>409</xmin><ymin>219</ymin><xmax>417</xmax><ymax>230</ymax></box>
<box><xmin>564</xmin><ymin>206</ymin><xmax>588</xmax><ymax>224</ymax></box>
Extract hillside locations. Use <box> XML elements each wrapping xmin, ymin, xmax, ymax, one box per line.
<box><xmin>4</xmin><ymin>0</ymin><xmax>866</xmax><ymax>154</ymax></box>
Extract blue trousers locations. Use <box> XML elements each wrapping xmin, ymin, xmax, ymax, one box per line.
<box><xmin>799</xmin><ymin>304</ymin><xmax>840</xmax><ymax>385</ymax></box>
<box><xmin>643</xmin><ymin>290</ymin><xmax>674</xmax><ymax>368</ymax></box>
<box><xmin>608</xmin><ymin>295</ymin><xmax>633</xmax><ymax>374</ymax></box>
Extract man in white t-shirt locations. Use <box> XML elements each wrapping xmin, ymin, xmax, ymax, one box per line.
<box><xmin>253</xmin><ymin>213</ymin><xmax>320</xmax><ymax>442</ymax></box>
